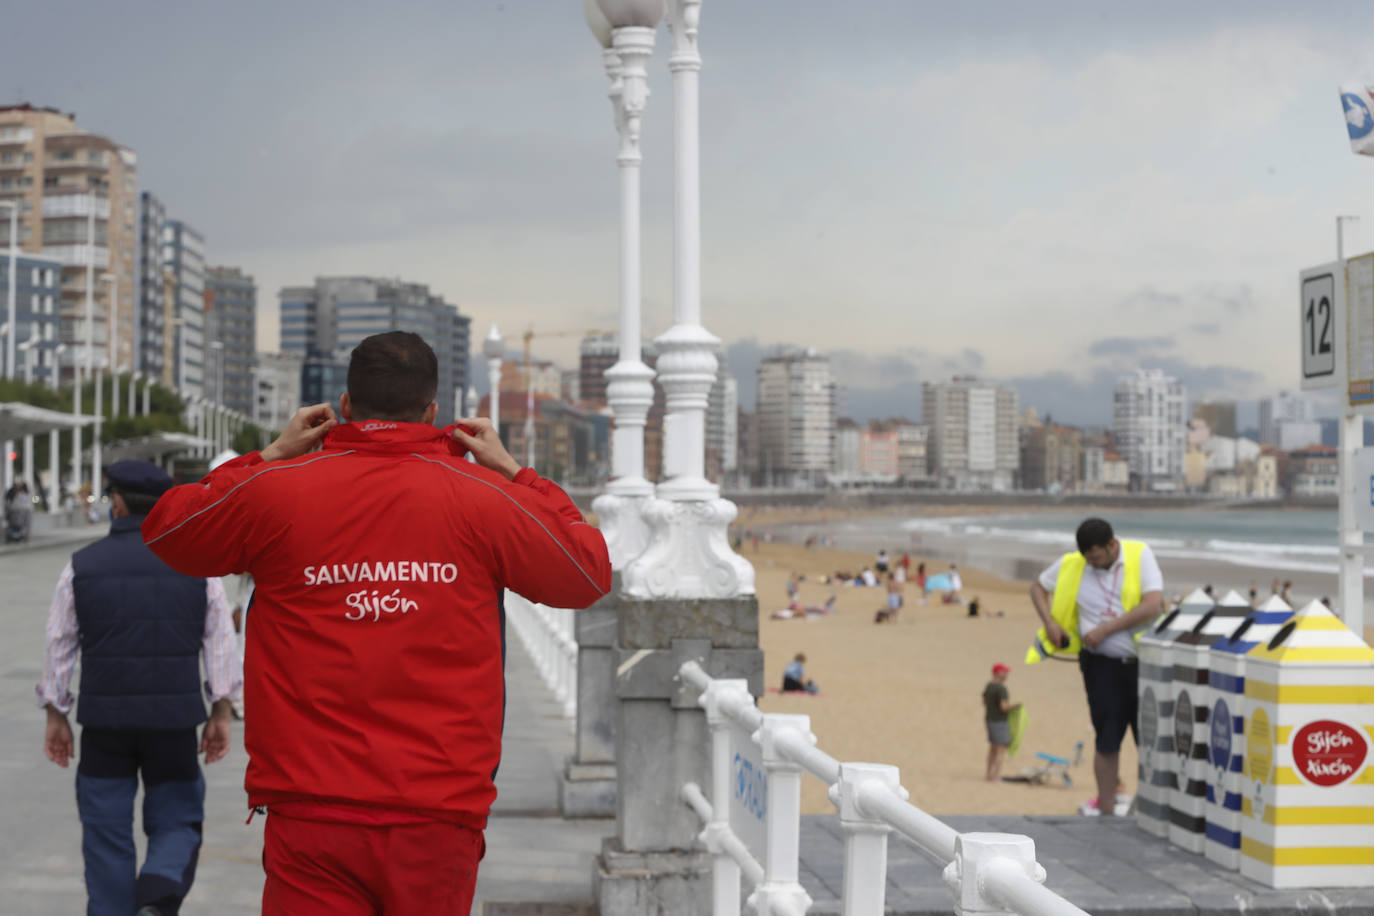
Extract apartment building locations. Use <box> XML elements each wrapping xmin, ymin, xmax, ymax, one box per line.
<box><xmin>0</xmin><ymin>105</ymin><xmax>137</xmax><ymax>382</ymax></box>
<box><xmin>204</xmin><ymin>266</ymin><xmax>257</xmax><ymax>414</ymax></box>
<box><xmin>136</xmin><ymin>191</ymin><xmax>168</xmax><ymax>383</ymax></box>
<box><xmin>279</xmin><ymin>276</ymin><xmax>471</xmax><ymax>424</ymax></box>
<box><xmin>756</xmin><ymin>348</ymin><xmax>835</xmax><ymax>486</ymax></box>
<box><xmin>922</xmin><ymin>376</ymin><xmax>1018</xmax><ymax>490</ymax></box>
<box><xmin>1112</xmin><ymin>368</ymin><xmax>1186</xmax><ymax>491</ymax></box>
<box><xmin>163</xmin><ymin>220</ymin><xmax>206</xmax><ymax>397</ymax></box>
<box><xmin>252</xmin><ymin>351</ymin><xmax>303</xmax><ymax>430</ymax></box>
<box><xmin>0</xmin><ymin>253</ymin><xmax>62</xmax><ymax>383</ymax></box>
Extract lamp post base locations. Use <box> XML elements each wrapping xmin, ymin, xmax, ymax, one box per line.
<box><xmin>621</xmin><ymin>494</ymin><xmax>754</xmax><ymax>599</ymax></box>
<box><xmin>593</xmin><ymin>485</ymin><xmax>653</xmax><ymax>569</ymax></box>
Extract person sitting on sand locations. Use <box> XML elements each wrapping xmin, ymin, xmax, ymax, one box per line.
<box><xmin>782</xmin><ymin>653</ymin><xmax>819</xmax><ymax>694</ymax></box>
<box><xmin>861</xmin><ymin>567</ymin><xmax>878</xmax><ymax>588</ymax></box>
<box><xmin>984</xmin><ymin>663</ymin><xmax>1021</xmax><ymax>781</ymax></box>
<box><xmin>805</xmin><ymin>595</ymin><xmax>838</xmax><ymax>616</ymax></box>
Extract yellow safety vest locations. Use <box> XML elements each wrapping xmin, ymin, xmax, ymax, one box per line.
<box><xmin>1025</xmin><ymin>539</ymin><xmax>1146</xmax><ymax>664</ymax></box>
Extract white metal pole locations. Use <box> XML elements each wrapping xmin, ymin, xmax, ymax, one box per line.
<box><xmin>128</xmin><ymin>370</ymin><xmax>137</xmax><ymax>416</ymax></box>
<box><xmin>73</xmin><ymin>199</ymin><xmax>95</xmax><ymax>499</ymax></box>
<box><xmin>5</xmin><ymin>201</ymin><xmax>15</xmax><ymax>378</ymax></box>
<box><xmin>49</xmin><ymin>344</ymin><xmax>63</xmax><ymax>514</ymax></box>
<box><xmin>108</xmin><ymin>273</ymin><xmax>119</xmax><ymax>420</ymax></box>
<box><xmin>1338</xmin><ymin>216</ymin><xmax>1365</xmax><ymax>634</ymax></box>
<box><xmin>3</xmin><ymin>201</ymin><xmax>16</xmax><ymax>495</ymax></box>
<box><xmin>142</xmin><ymin>375</ymin><xmax>150</xmax><ymax>416</ymax></box>
<box><xmin>93</xmin><ymin>351</ymin><xmax>103</xmax><ymax>501</ymax></box>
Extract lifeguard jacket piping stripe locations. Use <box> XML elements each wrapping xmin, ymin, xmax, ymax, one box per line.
<box><xmin>408</xmin><ymin>454</ymin><xmax>607</xmax><ymax>597</ymax></box>
<box><xmin>146</xmin><ymin>450</ymin><xmax>357</xmax><ymax>546</ymax></box>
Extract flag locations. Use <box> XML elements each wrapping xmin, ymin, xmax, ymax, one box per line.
<box><xmin>1341</xmin><ymin>84</ymin><xmax>1374</xmax><ymax>156</ymax></box>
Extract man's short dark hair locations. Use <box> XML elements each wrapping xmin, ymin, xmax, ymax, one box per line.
<box><xmin>346</xmin><ymin>331</ymin><xmax>438</xmax><ymax>421</ymax></box>
<box><xmin>1076</xmin><ymin>518</ymin><xmax>1114</xmax><ymax>554</ymax></box>
<box><xmin>114</xmin><ymin>488</ymin><xmax>160</xmax><ymax>517</ymax></box>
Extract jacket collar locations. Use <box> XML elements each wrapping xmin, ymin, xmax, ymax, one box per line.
<box><xmin>324</xmin><ymin>421</ymin><xmax>465</xmax><ymax>457</ymax></box>
<box><xmin>109</xmin><ymin>514</ymin><xmax>146</xmax><ymax>535</ymax></box>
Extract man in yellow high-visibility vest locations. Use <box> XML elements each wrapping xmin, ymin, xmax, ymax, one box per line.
<box><xmin>1028</xmin><ymin>518</ymin><xmax>1164</xmax><ymax>816</ymax></box>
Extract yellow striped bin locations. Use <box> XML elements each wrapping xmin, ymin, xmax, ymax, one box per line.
<box><xmin>1203</xmin><ymin>595</ymin><xmax>1293</xmax><ymax>870</ymax></box>
<box><xmin>1168</xmin><ymin>589</ymin><xmax>1253</xmax><ymax>854</ymax></box>
<box><xmin>1239</xmin><ymin>600</ymin><xmax>1374</xmax><ymax>888</ymax></box>
<box><xmin>1136</xmin><ymin>588</ymin><xmax>1213</xmax><ymax>838</ymax></box>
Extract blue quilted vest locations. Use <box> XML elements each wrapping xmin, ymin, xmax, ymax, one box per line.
<box><xmin>72</xmin><ymin>515</ymin><xmax>209</xmax><ymax>730</ymax></box>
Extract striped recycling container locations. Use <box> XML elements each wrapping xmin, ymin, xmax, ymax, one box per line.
<box><xmin>1204</xmin><ymin>595</ymin><xmax>1293</xmax><ymax>870</ymax></box>
<box><xmin>1239</xmin><ymin>600</ymin><xmax>1374</xmax><ymax>888</ymax></box>
<box><xmin>1136</xmin><ymin>588</ymin><xmax>1214</xmax><ymax>838</ymax></box>
<box><xmin>1167</xmin><ymin>589</ymin><xmax>1254</xmax><ymax>854</ymax></box>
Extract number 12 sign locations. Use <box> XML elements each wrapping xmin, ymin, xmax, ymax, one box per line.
<box><xmin>1300</xmin><ymin>261</ymin><xmax>1345</xmax><ymax>392</ymax></box>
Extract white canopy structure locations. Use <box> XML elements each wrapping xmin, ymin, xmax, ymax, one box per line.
<box><xmin>97</xmin><ymin>432</ymin><xmax>213</xmax><ymax>464</ymax></box>
<box><xmin>0</xmin><ymin>402</ymin><xmax>95</xmax><ymax>440</ymax></box>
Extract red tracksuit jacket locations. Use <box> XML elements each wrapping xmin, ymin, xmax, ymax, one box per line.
<box><xmin>142</xmin><ymin>421</ymin><xmax>611</xmax><ymax>828</ymax></box>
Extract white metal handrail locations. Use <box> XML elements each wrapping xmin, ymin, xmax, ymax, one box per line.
<box><xmin>678</xmin><ymin>659</ymin><xmax>1091</xmax><ymax>916</ymax></box>
<box><xmin>504</xmin><ymin>591</ymin><xmax>577</xmax><ymax>721</ymax></box>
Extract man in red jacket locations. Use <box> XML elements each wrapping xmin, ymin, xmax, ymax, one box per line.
<box><xmin>143</xmin><ymin>331</ymin><xmax>612</xmax><ymax>914</ymax></box>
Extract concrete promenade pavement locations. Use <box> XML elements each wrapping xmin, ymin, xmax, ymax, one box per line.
<box><xmin>1</xmin><ymin>533</ymin><xmax>612</xmax><ymax>914</ymax></box>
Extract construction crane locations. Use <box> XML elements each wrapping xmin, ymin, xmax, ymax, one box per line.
<box><xmin>519</xmin><ymin>326</ymin><xmax>612</xmax><ymax>471</ymax></box>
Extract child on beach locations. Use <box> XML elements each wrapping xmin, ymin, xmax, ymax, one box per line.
<box><xmin>983</xmin><ymin>663</ymin><xmax>1021</xmax><ymax>781</ymax></box>
<box><xmin>782</xmin><ymin>653</ymin><xmax>819</xmax><ymax>694</ymax></box>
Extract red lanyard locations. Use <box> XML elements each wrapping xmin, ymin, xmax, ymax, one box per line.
<box><xmin>1096</xmin><ymin>563</ymin><xmax>1122</xmax><ymax>617</ymax></box>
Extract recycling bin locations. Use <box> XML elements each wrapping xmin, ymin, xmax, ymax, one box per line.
<box><xmin>1238</xmin><ymin>600</ymin><xmax>1374</xmax><ymax>888</ymax></box>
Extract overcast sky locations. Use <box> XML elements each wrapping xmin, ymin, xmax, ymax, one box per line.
<box><xmin>8</xmin><ymin>1</ymin><xmax>1374</xmax><ymax>423</ymax></box>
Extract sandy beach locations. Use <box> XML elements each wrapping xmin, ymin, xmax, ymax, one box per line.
<box><xmin>743</xmin><ymin>528</ymin><xmax>1374</xmax><ymax>818</ymax></box>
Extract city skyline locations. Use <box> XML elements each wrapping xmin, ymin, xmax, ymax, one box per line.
<box><xmin>7</xmin><ymin>2</ymin><xmax>1374</xmax><ymax>426</ymax></box>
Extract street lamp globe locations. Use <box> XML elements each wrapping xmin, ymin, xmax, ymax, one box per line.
<box><xmin>585</xmin><ymin>0</ymin><xmax>614</xmax><ymax>47</ymax></box>
<box><xmin>482</xmin><ymin>324</ymin><xmax>505</xmax><ymax>362</ymax></box>
<box><xmin>595</xmin><ymin>0</ymin><xmax>664</xmax><ymax>28</ymax></box>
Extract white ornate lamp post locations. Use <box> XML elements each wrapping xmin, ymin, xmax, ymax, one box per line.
<box><xmin>483</xmin><ymin>324</ymin><xmax>504</xmax><ymax>438</ymax></box>
<box><xmin>622</xmin><ymin>0</ymin><xmax>754</xmax><ymax>599</ymax></box>
<box><xmin>589</xmin><ymin>0</ymin><xmax>660</xmax><ymax>568</ymax></box>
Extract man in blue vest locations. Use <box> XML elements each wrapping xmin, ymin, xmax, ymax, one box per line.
<box><xmin>1027</xmin><ymin>517</ymin><xmax>1163</xmax><ymax>816</ymax></box>
<box><xmin>36</xmin><ymin>460</ymin><xmax>242</xmax><ymax>916</ymax></box>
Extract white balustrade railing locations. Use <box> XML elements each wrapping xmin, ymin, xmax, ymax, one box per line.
<box><xmin>503</xmin><ymin>591</ymin><xmax>577</xmax><ymax>721</ymax></box>
<box><xmin>678</xmin><ymin>660</ymin><xmax>1090</xmax><ymax>916</ymax></box>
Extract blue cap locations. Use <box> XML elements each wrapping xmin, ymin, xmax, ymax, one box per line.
<box><xmin>105</xmin><ymin>460</ymin><xmax>174</xmax><ymax>496</ymax></box>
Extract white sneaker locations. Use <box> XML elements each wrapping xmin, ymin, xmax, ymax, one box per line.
<box><xmin>1078</xmin><ymin>798</ymin><xmax>1101</xmax><ymax>817</ymax></box>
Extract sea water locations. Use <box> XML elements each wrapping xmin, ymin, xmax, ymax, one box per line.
<box><xmin>899</xmin><ymin>509</ymin><xmax>1349</xmax><ymax>576</ymax></box>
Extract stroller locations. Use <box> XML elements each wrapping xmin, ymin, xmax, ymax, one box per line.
<box><xmin>5</xmin><ymin>487</ymin><xmax>32</xmax><ymax>543</ymax></box>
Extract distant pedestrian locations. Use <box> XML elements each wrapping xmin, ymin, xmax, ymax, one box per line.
<box><xmin>943</xmin><ymin>563</ymin><xmax>964</xmax><ymax>604</ymax></box>
<box><xmin>36</xmin><ymin>460</ymin><xmax>242</xmax><ymax>916</ymax></box>
<box><xmin>1280</xmin><ymin>580</ymin><xmax>1293</xmax><ymax>604</ymax></box>
<box><xmin>782</xmin><ymin>653</ymin><xmax>819</xmax><ymax>694</ymax></box>
<box><xmin>786</xmin><ymin>571</ymin><xmax>800</xmax><ymax>608</ymax></box>
<box><xmin>875</xmin><ymin>549</ymin><xmax>890</xmax><ymax>574</ymax></box>
<box><xmin>1248</xmin><ymin>580</ymin><xmax>1258</xmax><ymax>608</ymax></box>
<box><xmin>876</xmin><ymin>572</ymin><xmax>904</xmax><ymax>623</ymax></box>
<box><xmin>984</xmin><ymin>663</ymin><xmax>1021</xmax><ymax>781</ymax></box>
<box><xmin>916</xmin><ymin>562</ymin><xmax>929</xmax><ymax>603</ymax></box>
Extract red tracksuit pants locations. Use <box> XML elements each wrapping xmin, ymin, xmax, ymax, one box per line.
<box><xmin>262</xmin><ymin>813</ymin><xmax>484</xmax><ymax>914</ymax></box>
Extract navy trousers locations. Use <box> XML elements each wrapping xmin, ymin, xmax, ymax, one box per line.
<box><xmin>76</xmin><ymin>727</ymin><xmax>205</xmax><ymax>916</ymax></box>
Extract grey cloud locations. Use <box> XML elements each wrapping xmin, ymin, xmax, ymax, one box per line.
<box><xmin>1120</xmin><ymin>286</ymin><xmax>1183</xmax><ymax>310</ymax></box>
<box><xmin>1088</xmin><ymin>335</ymin><xmax>1175</xmax><ymax>357</ymax></box>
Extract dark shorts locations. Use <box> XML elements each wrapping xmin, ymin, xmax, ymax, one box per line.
<box><xmin>1078</xmin><ymin>651</ymin><xmax>1139</xmax><ymax>755</ymax></box>
<box><xmin>986</xmin><ymin>720</ymin><xmax>1011</xmax><ymax>747</ymax></box>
